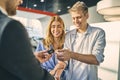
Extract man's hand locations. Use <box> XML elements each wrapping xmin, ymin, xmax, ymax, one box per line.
<box><xmin>56</xmin><ymin>49</ymin><xmax>72</xmax><ymax>61</ymax></box>
<box><xmin>34</xmin><ymin>50</ymin><xmax>52</xmax><ymax>63</ymax></box>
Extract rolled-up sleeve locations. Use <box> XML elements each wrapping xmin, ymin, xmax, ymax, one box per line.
<box><xmin>92</xmin><ymin>29</ymin><xmax>106</xmax><ymax>63</ymax></box>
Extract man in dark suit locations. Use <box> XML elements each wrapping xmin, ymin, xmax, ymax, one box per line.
<box><xmin>0</xmin><ymin>0</ymin><xmax>54</xmax><ymax>80</ymax></box>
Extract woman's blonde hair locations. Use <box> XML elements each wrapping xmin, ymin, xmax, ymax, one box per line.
<box><xmin>43</xmin><ymin>16</ymin><xmax>65</xmax><ymax>49</ymax></box>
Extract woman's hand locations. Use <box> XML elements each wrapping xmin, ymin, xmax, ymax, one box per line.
<box><xmin>54</xmin><ymin>61</ymin><xmax>66</xmax><ymax>80</ymax></box>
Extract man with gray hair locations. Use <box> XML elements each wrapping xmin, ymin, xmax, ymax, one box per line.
<box><xmin>56</xmin><ymin>1</ymin><xmax>106</xmax><ymax>80</ymax></box>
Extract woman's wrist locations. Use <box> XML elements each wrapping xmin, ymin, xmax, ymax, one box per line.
<box><xmin>50</xmin><ymin>69</ymin><xmax>56</xmax><ymax>76</ymax></box>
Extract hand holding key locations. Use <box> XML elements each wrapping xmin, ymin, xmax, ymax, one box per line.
<box><xmin>34</xmin><ymin>50</ymin><xmax>52</xmax><ymax>63</ymax></box>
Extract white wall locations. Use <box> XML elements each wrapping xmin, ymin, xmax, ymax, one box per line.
<box><xmin>39</xmin><ymin>16</ymin><xmax>51</xmax><ymax>37</ymax></box>
<box><xmin>91</xmin><ymin>21</ymin><xmax>120</xmax><ymax>80</ymax></box>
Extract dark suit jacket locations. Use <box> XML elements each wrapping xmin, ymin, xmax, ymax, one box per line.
<box><xmin>0</xmin><ymin>11</ymin><xmax>54</xmax><ymax>80</ymax></box>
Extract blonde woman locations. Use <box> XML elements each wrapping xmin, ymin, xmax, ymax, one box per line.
<box><xmin>34</xmin><ymin>16</ymin><xmax>66</xmax><ymax>80</ymax></box>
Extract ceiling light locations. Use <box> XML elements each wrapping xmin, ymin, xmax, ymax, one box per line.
<box><xmin>33</xmin><ymin>4</ymin><xmax>37</xmax><ymax>7</ymax></box>
<box><xmin>40</xmin><ymin>0</ymin><xmax>44</xmax><ymax>2</ymax></box>
<box><xmin>97</xmin><ymin>0</ymin><xmax>120</xmax><ymax>15</ymax></box>
<box><xmin>67</xmin><ymin>6</ymin><xmax>70</xmax><ymax>9</ymax></box>
<box><xmin>58</xmin><ymin>9</ymin><xmax>61</xmax><ymax>12</ymax></box>
<box><xmin>97</xmin><ymin>0</ymin><xmax>120</xmax><ymax>21</ymax></box>
<box><xmin>104</xmin><ymin>15</ymin><xmax>120</xmax><ymax>21</ymax></box>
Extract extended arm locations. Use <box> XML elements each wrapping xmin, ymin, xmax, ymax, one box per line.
<box><xmin>57</xmin><ymin>29</ymin><xmax>106</xmax><ymax>65</ymax></box>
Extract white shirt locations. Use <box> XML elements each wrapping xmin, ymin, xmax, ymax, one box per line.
<box><xmin>64</xmin><ymin>25</ymin><xmax>106</xmax><ymax>80</ymax></box>
<box><xmin>71</xmin><ymin>32</ymin><xmax>88</xmax><ymax>80</ymax></box>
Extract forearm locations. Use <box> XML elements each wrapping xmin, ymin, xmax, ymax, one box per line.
<box><xmin>70</xmin><ymin>52</ymin><xmax>99</xmax><ymax>65</ymax></box>
<box><xmin>51</xmin><ymin>61</ymin><xmax>66</xmax><ymax>76</ymax></box>
<box><xmin>49</xmin><ymin>69</ymin><xmax>57</xmax><ymax>76</ymax></box>
<box><xmin>54</xmin><ymin>69</ymin><xmax>64</xmax><ymax>79</ymax></box>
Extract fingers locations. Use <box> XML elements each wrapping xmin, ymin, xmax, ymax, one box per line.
<box><xmin>34</xmin><ymin>50</ymin><xmax>47</xmax><ymax>57</ymax></box>
<box><xmin>34</xmin><ymin>50</ymin><xmax>52</xmax><ymax>63</ymax></box>
<box><xmin>55</xmin><ymin>50</ymin><xmax>64</xmax><ymax>61</ymax></box>
<box><xmin>57</xmin><ymin>57</ymin><xmax>64</xmax><ymax>61</ymax></box>
<box><xmin>35</xmin><ymin>50</ymin><xmax>51</xmax><ymax>57</ymax></box>
<box><xmin>55</xmin><ymin>49</ymin><xmax>64</xmax><ymax>54</ymax></box>
<box><xmin>39</xmin><ymin>50</ymin><xmax>48</xmax><ymax>53</ymax></box>
<box><xmin>56</xmin><ymin>49</ymin><xmax>71</xmax><ymax>61</ymax></box>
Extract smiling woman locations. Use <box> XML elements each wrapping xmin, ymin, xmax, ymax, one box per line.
<box><xmin>34</xmin><ymin>16</ymin><xmax>67</xmax><ymax>80</ymax></box>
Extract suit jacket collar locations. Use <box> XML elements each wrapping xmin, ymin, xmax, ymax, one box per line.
<box><xmin>0</xmin><ymin>6</ymin><xmax>8</xmax><ymax>15</ymax></box>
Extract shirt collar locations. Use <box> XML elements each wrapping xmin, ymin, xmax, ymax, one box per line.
<box><xmin>0</xmin><ymin>6</ymin><xmax>8</xmax><ymax>15</ymax></box>
<box><xmin>71</xmin><ymin>24</ymin><xmax>92</xmax><ymax>35</ymax></box>
<box><xmin>84</xmin><ymin>24</ymin><xmax>92</xmax><ymax>35</ymax></box>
